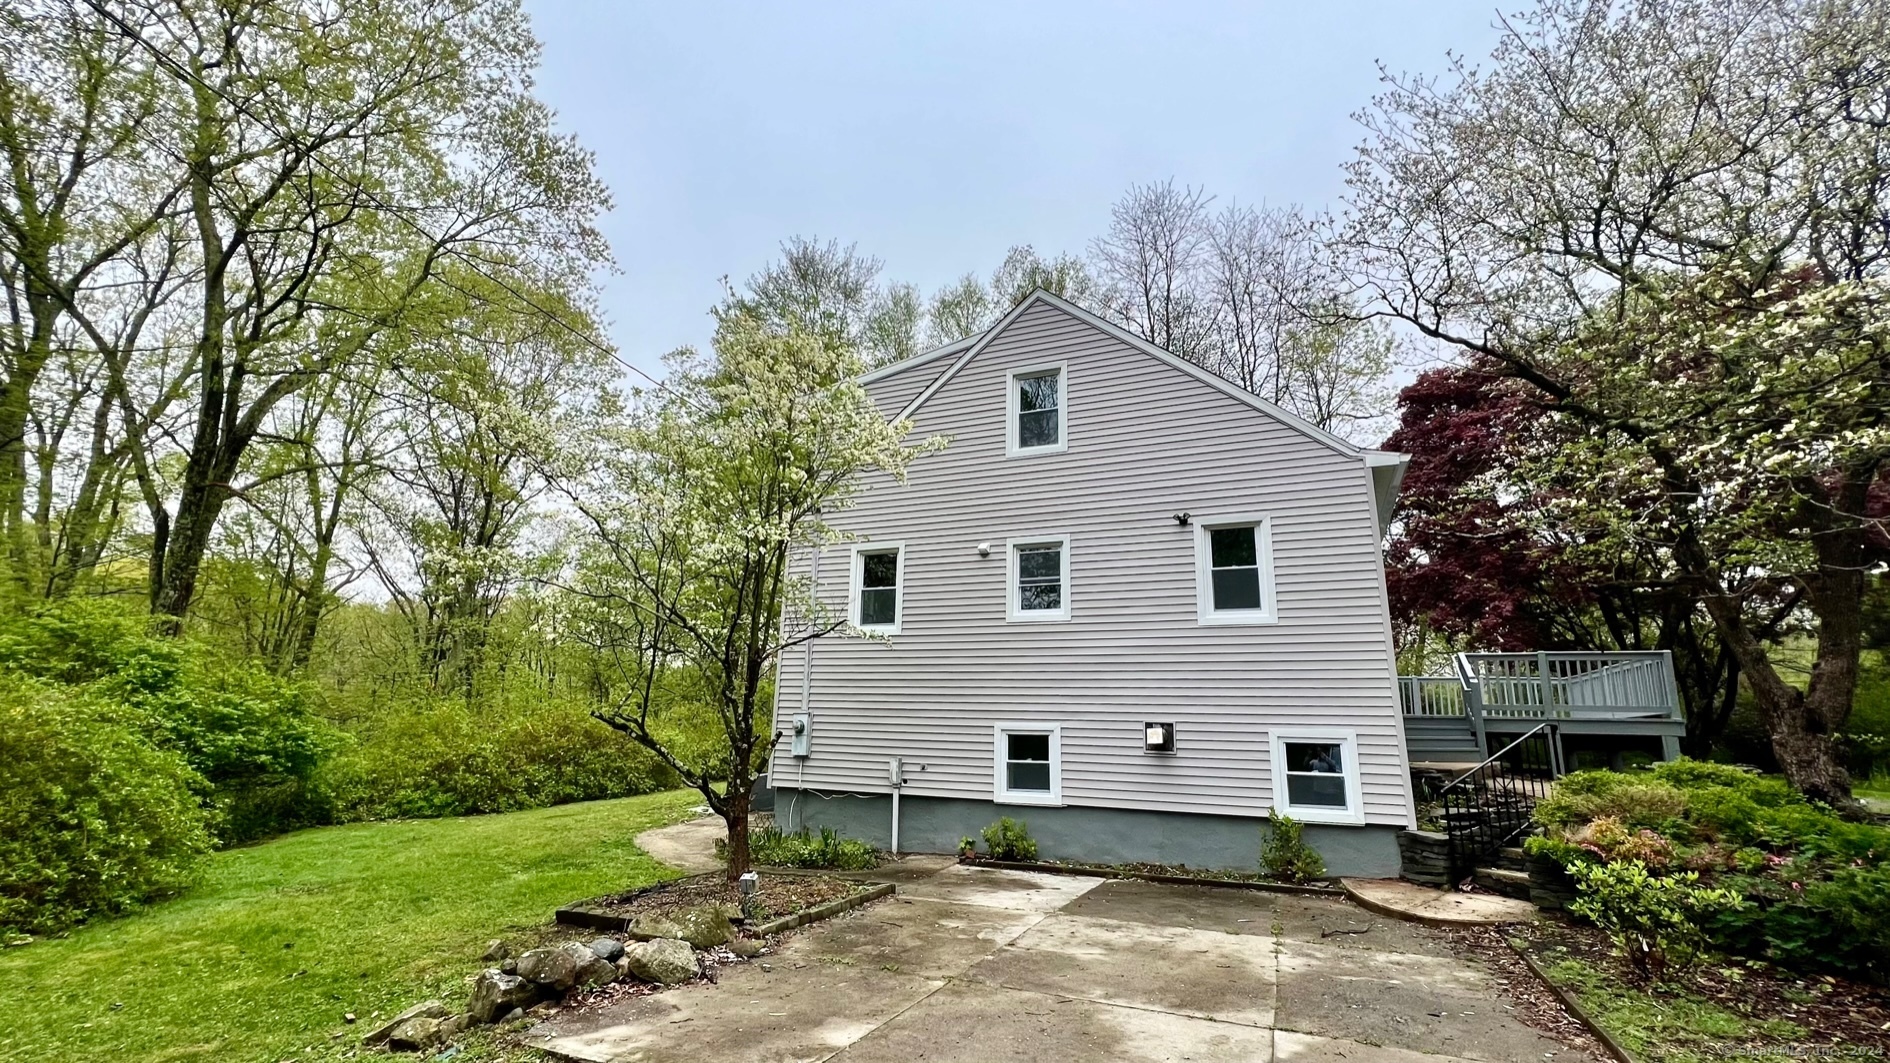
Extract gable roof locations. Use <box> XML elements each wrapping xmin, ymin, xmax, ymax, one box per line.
<box><xmin>858</xmin><ymin>330</ymin><xmax>985</xmax><ymax>386</ymax></box>
<box><xmin>895</xmin><ymin>289</ymin><xmax>1390</xmax><ymax>460</ymax></box>
<box><xmin>876</xmin><ymin>289</ymin><xmax>1410</xmax><ymax>534</ymax></box>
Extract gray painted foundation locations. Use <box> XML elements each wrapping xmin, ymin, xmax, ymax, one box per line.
<box><xmin>776</xmin><ymin>790</ymin><xmax>1401</xmax><ymax>879</ymax></box>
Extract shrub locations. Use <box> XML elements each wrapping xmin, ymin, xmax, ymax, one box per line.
<box><xmin>1568</xmin><ymin>859</ymin><xmax>1744</xmax><ymax>981</ymax></box>
<box><xmin>981</xmin><ymin>817</ymin><xmax>1039</xmax><ymax>861</ymax></box>
<box><xmin>0</xmin><ymin>602</ymin><xmax>336</xmax><ymax>844</ymax></box>
<box><xmin>743</xmin><ymin>825</ymin><xmax>878</xmax><ymax>870</ymax></box>
<box><xmin>1570</xmin><ymin>816</ymin><xmax>1675</xmax><ymax>868</ymax></box>
<box><xmin>1532</xmin><ymin>759</ymin><xmax>1890</xmax><ymax>979</ymax></box>
<box><xmin>317</xmin><ymin>697</ymin><xmax>676</xmax><ymax>821</ymax></box>
<box><xmin>1260</xmin><ymin>809</ymin><xmax>1327</xmax><ymax>883</ymax></box>
<box><xmin>1704</xmin><ymin>865</ymin><xmax>1890</xmax><ymax>981</ymax></box>
<box><xmin>1524</xmin><ymin>834</ymin><xmax>1593</xmax><ymax>867</ymax></box>
<box><xmin>0</xmin><ymin>675</ymin><xmax>213</xmax><ymax>934</ymax></box>
<box><xmin>1532</xmin><ymin>770</ymin><xmax>1688</xmax><ymax>832</ymax></box>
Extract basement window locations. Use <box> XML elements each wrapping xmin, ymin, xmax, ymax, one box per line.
<box><xmin>1270</xmin><ymin>729</ymin><xmax>1364</xmax><ymax>825</ymax></box>
<box><xmin>994</xmin><ymin>724</ymin><xmax>1061</xmax><ymax>806</ymax></box>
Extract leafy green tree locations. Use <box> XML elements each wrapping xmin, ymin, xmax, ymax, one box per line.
<box><xmin>734</xmin><ymin>237</ymin><xmax>922</xmax><ymax>365</ymax></box>
<box><xmin>50</xmin><ymin>0</ymin><xmax>612</xmax><ymax>629</ymax></box>
<box><xmin>359</xmin><ymin>265</ymin><xmax>610</xmax><ymax>698</ymax></box>
<box><xmin>0</xmin><ymin>1</ymin><xmax>175</xmax><ymax>600</ymax></box>
<box><xmin>552</xmin><ymin>307</ymin><xmax>943</xmax><ymax>878</ymax></box>
<box><xmin>1340</xmin><ymin>0</ymin><xmax>1890</xmax><ymax>804</ymax></box>
<box><xmin>925</xmin><ymin>245</ymin><xmax>1098</xmax><ymax>347</ymax></box>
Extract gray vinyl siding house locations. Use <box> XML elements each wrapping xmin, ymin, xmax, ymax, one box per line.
<box><xmin>771</xmin><ymin>291</ymin><xmax>1416</xmax><ymax>877</ymax></box>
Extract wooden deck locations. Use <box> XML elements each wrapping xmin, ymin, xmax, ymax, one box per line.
<box><xmin>1400</xmin><ymin>651</ymin><xmax>1685</xmax><ymax>764</ymax></box>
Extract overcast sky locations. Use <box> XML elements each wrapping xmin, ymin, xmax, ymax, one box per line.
<box><xmin>521</xmin><ymin>2</ymin><xmax>1509</xmax><ymax>380</ymax></box>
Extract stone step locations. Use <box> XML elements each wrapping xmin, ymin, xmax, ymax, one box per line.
<box><xmin>1471</xmin><ymin>866</ymin><xmax>1533</xmax><ymax>900</ymax></box>
<box><xmin>1491</xmin><ymin>846</ymin><xmax>1529</xmax><ymax>872</ymax></box>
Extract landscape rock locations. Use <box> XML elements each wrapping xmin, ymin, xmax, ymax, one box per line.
<box><xmin>574</xmin><ymin>953</ymin><xmax>618</xmax><ymax>989</ymax></box>
<box><xmin>499</xmin><ymin>957</ymin><xmax>517</xmax><ymax>975</ymax></box>
<box><xmin>622</xmin><ymin>937</ymin><xmax>699</xmax><ymax>984</ymax></box>
<box><xmin>670</xmin><ymin>906</ymin><xmax>736</xmax><ymax>948</ymax></box>
<box><xmin>437</xmin><ymin>1013</ymin><xmax>472</xmax><ymax>1040</ymax></box>
<box><xmin>479</xmin><ymin>939</ymin><xmax>508</xmax><ymax>962</ymax></box>
<box><xmin>385</xmin><ymin>1016</ymin><xmax>443</xmax><ymax>1052</ymax></box>
<box><xmin>361</xmin><ymin>1000</ymin><xmax>448</xmax><ymax>1047</ymax></box>
<box><xmin>727</xmin><ymin>937</ymin><xmax>763</xmax><ymax>959</ymax></box>
<box><xmin>466</xmin><ymin>970</ymin><xmax>536</xmax><ymax>1024</ymax></box>
<box><xmin>625</xmin><ymin>914</ymin><xmax>687</xmax><ymax>941</ymax></box>
<box><xmin>514</xmin><ymin>943</ymin><xmax>585</xmax><ymax>991</ymax></box>
<box><xmin>588</xmin><ymin>937</ymin><xmax>624</xmax><ymax>963</ymax></box>
<box><xmin>499</xmin><ymin>1007</ymin><xmax>525</xmax><ymax>1023</ymax></box>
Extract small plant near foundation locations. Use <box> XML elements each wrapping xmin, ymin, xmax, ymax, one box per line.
<box><xmin>1259</xmin><ymin>809</ymin><xmax>1326</xmax><ymax>883</ymax></box>
<box><xmin>1567</xmin><ymin>858</ymin><xmax>1743</xmax><ymax>981</ymax></box>
<box><xmin>981</xmin><ymin>817</ymin><xmax>1039</xmax><ymax>861</ymax></box>
<box><xmin>957</xmin><ymin>836</ymin><xmax>977</xmax><ymax>859</ymax></box>
<box><xmin>737</xmin><ymin>824</ymin><xmax>879</xmax><ymax>871</ymax></box>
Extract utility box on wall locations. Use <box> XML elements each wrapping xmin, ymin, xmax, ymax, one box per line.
<box><xmin>789</xmin><ymin>713</ymin><xmax>811</xmax><ymax>757</ymax></box>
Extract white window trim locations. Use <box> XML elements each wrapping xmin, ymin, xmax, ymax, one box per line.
<box><xmin>1193</xmin><ymin>515</ymin><xmax>1278</xmax><ymax>625</ymax></box>
<box><xmin>1006</xmin><ymin>535</ymin><xmax>1071</xmax><ymax>622</ymax></box>
<box><xmin>1005</xmin><ymin>360</ymin><xmax>1068</xmax><ymax>457</ymax></box>
<box><xmin>993</xmin><ymin>722</ymin><xmax>1063</xmax><ymax>806</ymax></box>
<box><xmin>848</xmin><ymin>542</ymin><xmax>905</xmax><ymax>635</ymax></box>
<box><xmin>1269</xmin><ymin>728</ymin><xmax>1366</xmax><ymax>825</ymax></box>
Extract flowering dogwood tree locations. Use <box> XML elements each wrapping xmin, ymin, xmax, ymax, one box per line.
<box><xmin>1344</xmin><ymin>0</ymin><xmax>1890</xmax><ymax>805</ymax></box>
<box><xmin>551</xmin><ymin>308</ymin><xmax>943</xmax><ymax>878</ymax></box>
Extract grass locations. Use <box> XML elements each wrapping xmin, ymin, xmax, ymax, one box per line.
<box><xmin>0</xmin><ymin>789</ymin><xmax>702</xmax><ymax>1063</ymax></box>
<box><xmin>1543</xmin><ymin>957</ymin><xmax>1807</xmax><ymax>1063</ymax></box>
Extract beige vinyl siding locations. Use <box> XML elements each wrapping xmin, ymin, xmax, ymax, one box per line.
<box><xmin>777</xmin><ymin>300</ymin><xmax>1412</xmax><ymax>826</ymax></box>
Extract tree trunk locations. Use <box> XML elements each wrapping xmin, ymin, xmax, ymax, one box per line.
<box><xmin>722</xmin><ymin>782</ymin><xmax>752</xmax><ymax>882</ymax></box>
<box><xmin>149</xmin><ymin>456</ymin><xmax>236</xmax><ymax>631</ymax></box>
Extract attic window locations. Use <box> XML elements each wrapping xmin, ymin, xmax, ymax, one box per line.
<box><xmin>1006</xmin><ymin>363</ymin><xmax>1066</xmax><ymax>456</ymax></box>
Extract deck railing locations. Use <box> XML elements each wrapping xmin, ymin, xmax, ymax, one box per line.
<box><xmin>1398</xmin><ymin>675</ymin><xmax>1467</xmax><ymax>716</ymax></box>
<box><xmin>1401</xmin><ymin>651</ymin><xmax>1682</xmax><ymax>723</ymax></box>
<box><xmin>1461</xmin><ymin>651</ymin><xmax>1681</xmax><ymax>721</ymax></box>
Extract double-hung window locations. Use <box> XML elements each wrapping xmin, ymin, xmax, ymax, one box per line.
<box><xmin>1194</xmin><ymin>516</ymin><xmax>1276</xmax><ymax>624</ymax></box>
<box><xmin>850</xmin><ymin>543</ymin><xmax>903</xmax><ymax>634</ymax></box>
<box><xmin>994</xmin><ymin>724</ymin><xmax>1061</xmax><ymax>805</ymax></box>
<box><xmin>1270</xmin><ymin>730</ymin><xmax>1364</xmax><ymax>824</ymax></box>
<box><xmin>1007</xmin><ymin>536</ymin><xmax>1070</xmax><ymax>622</ymax></box>
<box><xmin>1006</xmin><ymin>363</ymin><xmax>1067</xmax><ymax>456</ymax></box>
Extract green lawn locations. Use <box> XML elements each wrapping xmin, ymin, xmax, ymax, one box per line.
<box><xmin>0</xmin><ymin>790</ymin><xmax>701</xmax><ymax>1063</ymax></box>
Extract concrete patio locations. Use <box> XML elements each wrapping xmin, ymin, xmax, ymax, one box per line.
<box><xmin>527</xmin><ymin>857</ymin><xmax>1598</xmax><ymax>1063</ymax></box>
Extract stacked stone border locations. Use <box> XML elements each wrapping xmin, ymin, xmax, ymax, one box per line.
<box><xmin>555</xmin><ymin>876</ymin><xmax>894</xmax><ymax>935</ymax></box>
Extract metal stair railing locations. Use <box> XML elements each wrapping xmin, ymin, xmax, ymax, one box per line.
<box><xmin>1432</xmin><ymin>722</ymin><xmax>1562</xmax><ymax>879</ymax></box>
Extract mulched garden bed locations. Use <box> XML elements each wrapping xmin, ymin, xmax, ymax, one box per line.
<box><xmin>588</xmin><ymin>871</ymin><xmax>863</xmax><ymax>925</ymax></box>
<box><xmin>1449</xmin><ymin>919</ymin><xmax>1890</xmax><ymax>1062</ymax></box>
<box><xmin>961</xmin><ymin>855</ymin><xmax>1341</xmax><ymax>894</ymax></box>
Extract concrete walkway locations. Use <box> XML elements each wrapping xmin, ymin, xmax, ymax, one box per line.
<box><xmin>1341</xmin><ymin>878</ymin><xmax>1539</xmax><ymax>927</ymax></box>
<box><xmin>633</xmin><ymin>815</ymin><xmax>725</xmax><ymax>875</ymax></box>
<box><xmin>528</xmin><ymin>860</ymin><xmax>1598</xmax><ymax>1063</ymax></box>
